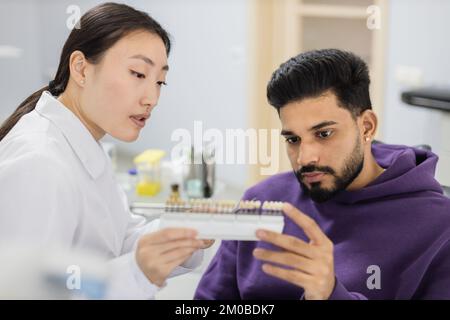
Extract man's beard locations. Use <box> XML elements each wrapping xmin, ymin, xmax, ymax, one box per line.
<box><xmin>294</xmin><ymin>137</ymin><xmax>364</xmax><ymax>203</ymax></box>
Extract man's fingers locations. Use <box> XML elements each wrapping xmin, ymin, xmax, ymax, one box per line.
<box><xmin>255</xmin><ymin>230</ymin><xmax>316</xmax><ymax>258</ymax></box>
<box><xmin>282</xmin><ymin>203</ymin><xmax>328</xmax><ymax>246</ymax></box>
<box><xmin>253</xmin><ymin>248</ymin><xmax>315</xmax><ymax>275</ymax></box>
<box><xmin>261</xmin><ymin>263</ymin><xmax>313</xmax><ymax>288</ymax></box>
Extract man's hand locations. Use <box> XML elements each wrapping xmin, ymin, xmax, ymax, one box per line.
<box><xmin>253</xmin><ymin>203</ymin><xmax>335</xmax><ymax>300</ymax></box>
<box><xmin>136</xmin><ymin>228</ymin><xmax>205</xmax><ymax>287</ymax></box>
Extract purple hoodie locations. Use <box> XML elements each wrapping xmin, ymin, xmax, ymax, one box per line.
<box><xmin>195</xmin><ymin>144</ymin><xmax>450</xmax><ymax>299</ymax></box>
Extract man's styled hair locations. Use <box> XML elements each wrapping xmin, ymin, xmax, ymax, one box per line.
<box><xmin>267</xmin><ymin>49</ymin><xmax>372</xmax><ymax>118</ymax></box>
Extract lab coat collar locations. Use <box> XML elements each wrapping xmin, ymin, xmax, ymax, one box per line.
<box><xmin>35</xmin><ymin>91</ymin><xmax>106</xmax><ymax>180</ymax></box>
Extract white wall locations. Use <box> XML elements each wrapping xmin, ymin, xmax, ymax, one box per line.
<box><xmin>0</xmin><ymin>0</ymin><xmax>250</xmax><ymax>188</ymax></box>
<box><xmin>0</xmin><ymin>0</ymin><xmax>42</xmax><ymax>119</ymax></box>
<box><xmin>5</xmin><ymin>0</ymin><xmax>448</xmax><ymax>188</ymax></box>
<box><xmin>382</xmin><ymin>0</ymin><xmax>450</xmax><ymax>185</ymax></box>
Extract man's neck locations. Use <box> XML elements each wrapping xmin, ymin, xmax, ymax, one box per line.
<box><xmin>347</xmin><ymin>153</ymin><xmax>385</xmax><ymax>191</ymax></box>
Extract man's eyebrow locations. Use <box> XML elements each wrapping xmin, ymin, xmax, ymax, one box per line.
<box><xmin>281</xmin><ymin>130</ymin><xmax>295</xmax><ymax>136</ymax></box>
<box><xmin>309</xmin><ymin>121</ymin><xmax>338</xmax><ymax>131</ymax></box>
<box><xmin>281</xmin><ymin>121</ymin><xmax>338</xmax><ymax>136</ymax></box>
<box><xmin>129</xmin><ymin>54</ymin><xmax>169</xmax><ymax>71</ymax></box>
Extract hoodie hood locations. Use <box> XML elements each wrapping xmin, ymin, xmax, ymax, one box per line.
<box><xmin>332</xmin><ymin>143</ymin><xmax>444</xmax><ymax>204</ymax></box>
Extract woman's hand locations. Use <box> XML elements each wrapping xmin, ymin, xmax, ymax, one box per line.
<box><xmin>199</xmin><ymin>239</ymin><xmax>215</xmax><ymax>249</ymax></box>
<box><xmin>135</xmin><ymin>228</ymin><xmax>205</xmax><ymax>287</ymax></box>
<box><xmin>253</xmin><ymin>203</ymin><xmax>335</xmax><ymax>300</ymax></box>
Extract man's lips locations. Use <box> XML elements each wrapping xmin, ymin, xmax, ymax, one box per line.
<box><xmin>301</xmin><ymin>172</ymin><xmax>326</xmax><ymax>184</ymax></box>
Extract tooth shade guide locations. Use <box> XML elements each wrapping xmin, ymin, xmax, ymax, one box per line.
<box><xmin>160</xmin><ymin>212</ymin><xmax>284</xmax><ymax>240</ymax></box>
<box><xmin>132</xmin><ymin>198</ymin><xmax>285</xmax><ymax>240</ymax></box>
<box><xmin>161</xmin><ymin>199</ymin><xmax>284</xmax><ymax>216</ymax></box>
<box><xmin>162</xmin><ymin>199</ymin><xmax>238</xmax><ymax>214</ymax></box>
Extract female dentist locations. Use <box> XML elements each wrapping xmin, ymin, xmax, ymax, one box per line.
<box><xmin>0</xmin><ymin>2</ymin><xmax>212</xmax><ymax>299</ymax></box>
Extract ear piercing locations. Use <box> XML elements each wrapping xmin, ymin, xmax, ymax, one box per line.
<box><xmin>365</xmin><ymin>136</ymin><xmax>370</xmax><ymax>142</ymax></box>
<box><xmin>80</xmin><ymin>79</ymin><xmax>85</xmax><ymax>85</ymax></box>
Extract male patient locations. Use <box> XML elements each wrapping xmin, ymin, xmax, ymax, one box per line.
<box><xmin>195</xmin><ymin>49</ymin><xmax>450</xmax><ymax>300</ymax></box>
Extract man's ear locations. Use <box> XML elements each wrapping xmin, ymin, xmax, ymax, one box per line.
<box><xmin>68</xmin><ymin>50</ymin><xmax>88</xmax><ymax>88</ymax></box>
<box><xmin>359</xmin><ymin>110</ymin><xmax>378</xmax><ymax>143</ymax></box>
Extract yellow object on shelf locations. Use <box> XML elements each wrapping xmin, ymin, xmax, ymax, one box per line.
<box><xmin>136</xmin><ymin>182</ymin><xmax>161</xmax><ymax>197</ymax></box>
<box><xmin>133</xmin><ymin>149</ymin><xmax>166</xmax><ymax>197</ymax></box>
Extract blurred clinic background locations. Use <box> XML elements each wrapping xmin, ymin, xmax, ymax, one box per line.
<box><xmin>1</xmin><ymin>0</ymin><xmax>449</xmax><ymax>299</ymax></box>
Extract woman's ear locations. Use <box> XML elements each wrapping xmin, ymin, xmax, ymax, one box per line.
<box><xmin>68</xmin><ymin>50</ymin><xmax>88</xmax><ymax>88</ymax></box>
<box><xmin>359</xmin><ymin>110</ymin><xmax>378</xmax><ymax>143</ymax></box>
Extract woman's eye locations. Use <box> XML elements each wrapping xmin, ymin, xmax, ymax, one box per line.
<box><xmin>157</xmin><ymin>81</ymin><xmax>167</xmax><ymax>87</ymax></box>
<box><xmin>316</xmin><ymin>130</ymin><xmax>333</xmax><ymax>139</ymax></box>
<box><xmin>131</xmin><ymin>70</ymin><xmax>146</xmax><ymax>79</ymax></box>
<box><xmin>285</xmin><ymin>136</ymin><xmax>300</xmax><ymax>145</ymax></box>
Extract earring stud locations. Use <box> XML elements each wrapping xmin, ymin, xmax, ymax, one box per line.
<box><xmin>80</xmin><ymin>79</ymin><xmax>85</xmax><ymax>85</ymax></box>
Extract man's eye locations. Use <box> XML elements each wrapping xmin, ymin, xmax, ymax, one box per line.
<box><xmin>131</xmin><ymin>70</ymin><xmax>146</xmax><ymax>79</ymax></box>
<box><xmin>285</xmin><ymin>136</ymin><xmax>300</xmax><ymax>145</ymax></box>
<box><xmin>157</xmin><ymin>81</ymin><xmax>167</xmax><ymax>87</ymax></box>
<box><xmin>316</xmin><ymin>130</ymin><xmax>333</xmax><ymax>139</ymax></box>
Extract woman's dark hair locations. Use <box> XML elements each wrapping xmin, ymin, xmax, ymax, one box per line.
<box><xmin>0</xmin><ymin>2</ymin><xmax>171</xmax><ymax>141</ymax></box>
<box><xmin>267</xmin><ymin>49</ymin><xmax>372</xmax><ymax>118</ymax></box>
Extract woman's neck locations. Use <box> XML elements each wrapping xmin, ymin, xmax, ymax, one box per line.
<box><xmin>57</xmin><ymin>90</ymin><xmax>105</xmax><ymax>141</ymax></box>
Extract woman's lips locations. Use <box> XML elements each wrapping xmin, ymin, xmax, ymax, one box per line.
<box><xmin>302</xmin><ymin>172</ymin><xmax>326</xmax><ymax>184</ymax></box>
<box><xmin>130</xmin><ymin>115</ymin><xmax>148</xmax><ymax>128</ymax></box>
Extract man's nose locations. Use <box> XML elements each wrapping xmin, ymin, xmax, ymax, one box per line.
<box><xmin>296</xmin><ymin>143</ymin><xmax>320</xmax><ymax>168</ymax></box>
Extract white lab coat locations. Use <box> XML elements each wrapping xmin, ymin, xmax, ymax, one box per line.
<box><xmin>0</xmin><ymin>91</ymin><xmax>202</xmax><ymax>299</ymax></box>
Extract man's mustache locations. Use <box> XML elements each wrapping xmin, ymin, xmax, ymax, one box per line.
<box><xmin>295</xmin><ymin>165</ymin><xmax>336</xmax><ymax>176</ymax></box>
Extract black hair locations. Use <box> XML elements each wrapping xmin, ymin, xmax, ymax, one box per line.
<box><xmin>0</xmin><ymin>2</ymin><xmax>171</xmax><ymax>141</ymax></box>
<box><xmin>267</xmin><ymin>49</ymin><xmax>372</xmax><ymax>117</ymax></box>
